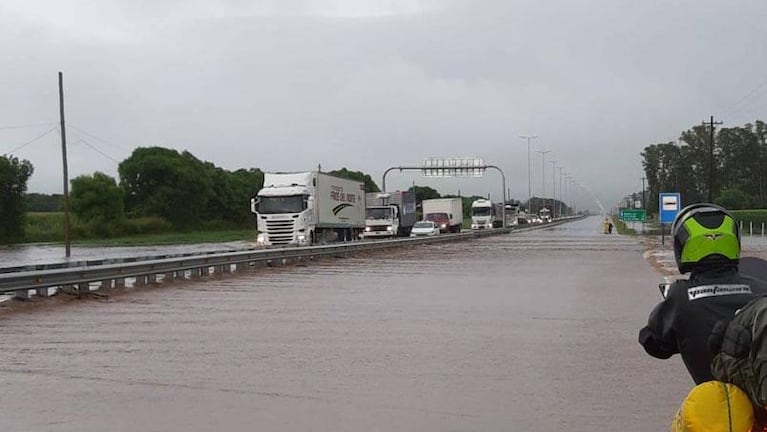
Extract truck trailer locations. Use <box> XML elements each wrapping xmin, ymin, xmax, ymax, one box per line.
<box><xmin>363</xmin><ymin>191</ymin><xmax>417</xmax><ymax>238</ymax></box>
<box><xmin>422</xmin><ymin>198</ymin><xmax>463</xmax><ymax>233</ymax></box>
<box><xmin>251</xmin><ymin>171</ymin><xmax>366</xmax><ymax>246</ymax></box>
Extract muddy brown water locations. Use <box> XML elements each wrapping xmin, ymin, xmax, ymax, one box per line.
<box><xmin>1</xmin><ymin>216</ymin><xmax>692</xmax><ymax>431</ymax></box>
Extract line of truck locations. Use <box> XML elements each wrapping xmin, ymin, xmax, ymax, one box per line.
<box><xmin>250</xmin><ymin>170</ymin><xmax>507</xmax><ymax>246</ymax></box>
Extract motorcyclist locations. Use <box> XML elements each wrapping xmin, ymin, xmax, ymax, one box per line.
<box><xmin>638</xmin><ymin>203</ymin><xmax>767</xmax><ymax>384</ymax></box>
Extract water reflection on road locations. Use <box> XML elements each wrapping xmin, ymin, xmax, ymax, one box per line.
<box><xmin>0</xmin><ymin>241</ymin><xmax>255</xmax><ymax>268</ymax></box>
<box><xmin>0</xmin><ymin>216</ymin><xmax>690</xmax><ymax>431</ymax></box>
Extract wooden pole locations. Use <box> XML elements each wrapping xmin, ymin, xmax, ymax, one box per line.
<box><xmin>59</xmin><ymin>72</ymin><xmax>71</xmax><ymax>258</ymax></box>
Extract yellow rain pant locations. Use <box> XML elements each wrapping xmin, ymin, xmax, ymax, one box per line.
<box><xmin>671</xmin><ymin>381</ymin><xmax>753</xmax><ymax>432</ymax></box>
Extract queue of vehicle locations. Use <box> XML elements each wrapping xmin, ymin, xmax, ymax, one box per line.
<box><xmin>250</xmin><ymin>170</ymin><xmax>555</xmax><ymax>247</ymax></box>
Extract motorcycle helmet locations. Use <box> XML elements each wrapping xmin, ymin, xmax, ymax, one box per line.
<box><xmin>671</xmin><ymin>203</ymin><xmax>740</xmax><ymax>274</ymax></box>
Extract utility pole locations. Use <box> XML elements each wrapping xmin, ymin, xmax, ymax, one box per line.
<box><xmin>519</xmin><ymin>135</ymin><xmax>537</xmax><ymax>212</ymax></box>
<box><xmin>703</xmin><ymin>115</ymin><xmax>723</xmax><ymax>202</ymax></box>
<box><xmin>558</xmin><ymin>166</ymin><xmax>564</xmax><ymax>217</ymax></box>
<box><xmin>59</xmin><ymin>72</ymin><xmax>71</xmax><ymax>258</ymax></box>
<box><xmin>551</xmin><ymin>160</ymin><xmax>557</xmax><ymax>218</ymax></box>
<box><xmin>536</xmin><ymin>149</ymin><xmax>551</xmax><ymax>214</ymax></box>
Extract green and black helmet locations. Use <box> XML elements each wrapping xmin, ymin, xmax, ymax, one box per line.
<box><xmin>671</xmin><ymin>203</ymin><xmax>740</xmax><ymax>274</ymax></box>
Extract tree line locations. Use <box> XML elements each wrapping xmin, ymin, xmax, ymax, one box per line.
<box><xmin>0</xmin><ymin>147</ymin><xmax>388</xmax><ymax>243</ymax></box>
<box><xmin>641</xmin><ymin>120</ymin><xmax>767</xmax><ymax>213</ymax></box>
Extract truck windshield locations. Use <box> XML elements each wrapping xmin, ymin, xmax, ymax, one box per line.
<box><xmin>425</xmin><ymin>212</ymin><xmax>448</xmax><ymax>221</ymax></box>
<box><xmin>472</xmin><ymin>207</ymin><xmax>492</xmax><ymax>216</ymax></box>
<box><xmin>258</xmin><ymin>195</ymin><xmax>306</xmax><ymax>214</ymax></box>
<box><xmin>366</xmin><ymin>207</ymin><xmax>391</xmax><ymax>220</ymax></box>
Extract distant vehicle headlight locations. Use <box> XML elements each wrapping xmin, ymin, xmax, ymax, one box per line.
<box><xmin>365</xmin><ymin>226</ymin><xmax>372</xmax><ymax>232</ymax></box>
<box><xmin>441</xmin><ymin>224</ymin><xmax>447</xmax><ymax>228</ymax></box>
<box><xmin>256</xmin><ymin>233</ymin><xmax>267</xmax><ymax>245</ymax></box>
<box><xmin>386</xmin><ymin>226</ymin><xmax>393</xmax><ymax>231</ymax></box>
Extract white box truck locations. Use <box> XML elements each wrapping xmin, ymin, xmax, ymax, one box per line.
<box><xmin>422</xmin><ymin>198</ymin><xmax>463</xmax><ymax>233</ymax></box>
<box><xmin>363</xmin><ymin>191</ymin><xmax>417</xmax><ymax>238</ymax></box>
<box><xmin>251</xmin><ymin>171</ymin><xmax>366</xmax><ymax>246</ymax></box>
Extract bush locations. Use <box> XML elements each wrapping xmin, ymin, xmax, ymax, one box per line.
<box><xmin>731</xmin><ymin>210</ymin><xmax>767</xmax><ymax>231</ymax></box>
<box><xmin>24</xmin><ymin>212</ymin><xmax>65</xmax><ymax>242</ymax></box>
<box><xmin>120</xmin><ymin>217</ymin><xmax>174</xmax><ymax>235</ymax></box>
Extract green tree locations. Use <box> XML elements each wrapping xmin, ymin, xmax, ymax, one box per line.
<box><xmin>716</xmin><ymin>188</ymin><xmax>752</xmax><ymax>210</ymax></box>
<box><xmin>70</xmin><ymin>172</ymin><xmax>125</xmax><ymax>225</ymax></box>
<box><xmin>408</xmin><ymin>185</ymin><xmax>441</xmax><ymax>204</ymax></box>
<box><xmin>329</xmin><ymin>168</ymin><xmax>380</xmax><ymax>193</ymax></box>
<box><xmin>0</xmin><ymin>155</ymin><xmax>34</xmax><ymax>243</ymax></box>
<box><xmin>119</xmin><ymin>147</ymin><xmax>215</xmax><ymax>229</ymax></box>
<box><xmin>226</xmin><ymin>168</ymin><xmax>264</xmax><ymax>226</ymax></box>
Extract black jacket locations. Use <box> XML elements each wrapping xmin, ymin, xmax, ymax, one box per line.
<box><xmin>639</xmin><ymin>266</ymin><xmax>767</xmax><ymax>384</ymax></box>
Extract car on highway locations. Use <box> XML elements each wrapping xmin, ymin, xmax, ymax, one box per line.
<box><xmin>410</xmin><ymin>221</ymin><xmax>441</xmax><ymax>237</ymax></box>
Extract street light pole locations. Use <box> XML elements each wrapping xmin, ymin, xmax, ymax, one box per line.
<box><xmin>558</xmin><ymin>166</ymin><xmax>564</xmax><ymax>217</ymax></box>
<box><xmin>519</xmin><ymin>135</ymin><xmax>537</xmax><ymax>212</ymax></box>
<box><xmin>551</xmin><ymin>160</ymin><xmax>557</xmax><ymax>218</ymax></box>
<box><xmin>536</xmin><ymin>149</ymin><xmax>551</xmax><ymax>214</ymax></box>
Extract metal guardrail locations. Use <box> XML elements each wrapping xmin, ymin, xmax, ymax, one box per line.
<box><xmin>0</xmin><ymin>217</ymin><xmax>581</xmax><ymax>298</ymax></box>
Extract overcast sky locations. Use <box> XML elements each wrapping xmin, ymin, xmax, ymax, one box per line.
<box><xmin>2</xmin><ymin>0</ymin><xmax>766</xmax><ymax>211</ymax></box>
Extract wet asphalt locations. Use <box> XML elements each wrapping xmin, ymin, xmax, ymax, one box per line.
<box><xmin>0</xmin><ymin>216</ymin><xmax>692</xmax><ymax>431</ymax></box>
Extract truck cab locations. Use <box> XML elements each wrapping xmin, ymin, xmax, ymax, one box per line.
<box><xmin>470</xmin><ymin>199</ymin><xmax>495</xmax><ymax>230</ymax></box>
<box><xmin>252</xmin><ymin>183</ymin><xmax>313</xmax><ymax>246</ymax></box>
<box><xmin>424</xmin><ymin>212</ymin><xmax>451</xmax><ymax>233</ymax></box>
<box><xmin>364</xmin><ymin>203</ymin><xmax>400</xmax><ymax>238</ymax></box>
<box><xmin>362</xmin><ymin>191</ymin><xmax>416</xmax><ymax>239</ymax></box>
<box><xmin>539</xmin><ymin>207</ymin><xmax>552</xmax><ymax>223</ymax></box>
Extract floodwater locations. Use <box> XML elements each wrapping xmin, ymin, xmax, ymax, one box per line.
<box><xmin>0</xmin><ymin>241</ymin><xmax>256</xmax><ymax>269</ymax></box>
<box><xmin>0</xmin><ymin>216</ymin><xmax>692</xmax><ymax>431</ymax></box>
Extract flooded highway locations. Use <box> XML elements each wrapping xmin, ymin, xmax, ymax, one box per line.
<box><xmin>1</xmin><ymin>216</ymin><xmax>693</xmax><ymax>431</ymax></box>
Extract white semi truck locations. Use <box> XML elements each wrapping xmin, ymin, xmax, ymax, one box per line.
<box><xmin>422</xmin><ymin>198</ymin><xmax>463</xmax><ymax>233</ymax></box>
<box><xmin>251</xmin><ymin>171</ymin><xmax>366</xmax><ymax>246</ymax></box>
<box><xmin>470</xmin><ymin>199</ymin><xmax>502</xmax><ymax>229</ymax></box>
<box><xmin>363</xmin><ymin>191</ymin><xmax>417</xmax><ymax>238</ymax></box>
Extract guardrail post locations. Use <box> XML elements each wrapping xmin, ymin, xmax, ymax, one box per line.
<box><xmin>14</xmin><ymin>289</ymin><xmax>31</xmax><ymax>300</ymax></box>
<box><xmin>78</xmin><ymin>282</ymin><xmax>89</xmax><ymax>295</ymax></box>
<box><xmin>148</xmin><ymin>274</ymin><xmax>157</xmax><ymax>284</ymax></box>
<box><xmin>115</xmin><ymin>278</ymin><xmax>125</xmax><ymax>288</ymax></box>
<box><xmin>201</xmin><ymin>266</ymin><xmax>210</xmax><ymax>276</ymax></box>
<box><xmin>100</xmin><ymin>279</ymin><xmax>113</xmax><ymax>290</ymax></box>
<box><xmin>135</xmin><ymin>275</ymin><xmax>147</xmax><ymax>287</ymax></box>
<box><xmin>36</xmin><ymin>287</ymin><xmax>51</xmax><ymax>297</ymax></box>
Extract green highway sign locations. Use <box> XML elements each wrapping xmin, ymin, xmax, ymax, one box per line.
<box><xmin>620</xmin><ymin>209</ymin><xmax>647</xmax><ymax>222</ymax></box>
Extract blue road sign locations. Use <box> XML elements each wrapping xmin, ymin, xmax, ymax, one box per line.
<box><xmin>659</xmin><ymin>192</ymin><xmax>681</xmax><ymax>224</ymax></box>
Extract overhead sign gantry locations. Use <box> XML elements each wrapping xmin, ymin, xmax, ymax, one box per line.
<box><xmin>382</xmin><ymin>157</ymin><xmax>508</xmax><ymax>227</ymax></box>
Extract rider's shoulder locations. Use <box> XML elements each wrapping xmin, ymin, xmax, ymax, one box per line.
<box><xmin>737</xmin><ymin>273</ymin><xmax>767</xmax><ymax>292</ymax></box>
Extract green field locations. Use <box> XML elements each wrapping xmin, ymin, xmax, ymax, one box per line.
<box><xmin>22</xmin><ymin>212</ymin><xmax>255</xmax><ymax>245</ymax></box>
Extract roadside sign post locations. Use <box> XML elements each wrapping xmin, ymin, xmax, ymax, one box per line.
<box><xmin>659</xmin><ymin>192</ymin><xmax>681</xmax><ymax>245</ymax></box>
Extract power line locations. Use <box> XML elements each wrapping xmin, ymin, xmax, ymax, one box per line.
<box><xmin>722</xmin><ymin>79</ymin><xmax>767</xmax><ymax>120</ymax></box>
<box><xmin>3</xmin><ymin>126</ymin><xmax>58</xmax><ymax>154</ymax></box>
<box><xmin>72</xmin><ymin>138</ymin><xmax>120</xmax><ymax>164</ymax></box>
<box><xmin>68</xmin><ymin>124</ymin><xmax>127</xmax><ymax>150</ymax></box>
<box><xmin>0</xmin><ymin>122</ymin><xmax>56</xmax><ymax>131</ymax></box>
